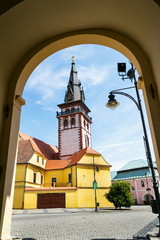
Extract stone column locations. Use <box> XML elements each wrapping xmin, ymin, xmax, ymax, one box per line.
<box><xmin>0</xmin><ymin>95</ymin><xmax>25</xmax><ymax>240</ymax></box>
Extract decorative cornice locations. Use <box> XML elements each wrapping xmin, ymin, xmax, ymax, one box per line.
<box><xmin>14</xmin><ymin>95</ymin><xmax>26</xmax><ymax>109</ymax></box>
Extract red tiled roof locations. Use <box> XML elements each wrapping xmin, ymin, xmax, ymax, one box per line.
<box><xmin>17</xmin><ymin>139</ymin><xmax>34</xmax><ymax>163</ymax></box>
<box><xmin>45</xmin><ymin>160</ymin><xmax>70</xmax><ymax>170</ymax></box>
<box><xmin>68</xmin><ymin>147</ymin><xmax>101</xmax><ymax>166</ymax></box>
<box><xmin>19</xmin><ymin>132</ymin><xmax>59</xmax><ymax>160</ymax></box>
<box><xmin>18</xmin><ymin>134</ymin><xmax>103</xmax><ymax>169</ymax></box>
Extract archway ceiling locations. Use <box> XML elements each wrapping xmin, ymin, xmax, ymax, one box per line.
<box><xmin>0</xmin><ymin>0</ymin><xmax>160</xmax><ymax>89</ymax></box>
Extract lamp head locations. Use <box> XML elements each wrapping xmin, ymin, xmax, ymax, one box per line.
<box><xmin>117</xmin><ymin>63</ymin><xmax>126</xmax><ymax>73</ymax></box>
<box><xmin>117</xmin><ymin>63</ymin><xmax>127</xmax><ymax>80</ymax></box>
<box><xmin>105</xmin><ymin>93</ymin><xmax>120</xmax><ymax>110</ymax></box>
<box><xmin>127</xmin><ymin>68</ymin><xmax>134</xmax><ymax>81</ymax></box>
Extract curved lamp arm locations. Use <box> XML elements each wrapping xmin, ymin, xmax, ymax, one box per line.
<box><xmin>110</xmin><ymin>90</ymin><xmax>140</xmax><ymax>110</ymax></box>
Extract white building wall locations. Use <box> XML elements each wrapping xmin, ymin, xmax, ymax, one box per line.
<box><xmin>58</xmin><ymin>105</ymin><xmax>92</xmax><ymax>158</ymax></box>
<box><xmin>81</xmin><ymin>115</ymin><xmax>92</xmax><ymax>149</ymax></box>
<box><xmin>60</xmin><ymin>128</ymin><xmax>80</xmax><ymax>157</ymax></box>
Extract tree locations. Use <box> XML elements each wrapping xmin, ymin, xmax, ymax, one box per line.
<box><xmin>104</xmin><ymin>181</ymin><xmax>134</xmax><ymax>209</ymax></box>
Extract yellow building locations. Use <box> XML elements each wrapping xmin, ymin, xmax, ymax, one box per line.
<box><xmin>13</xmin><ymin>60</ymin><xmax>112</xmax><ymax>209</ymax></box>
<box><xmin>13</xmin><ymin>132</ymin><xmax>112</xmax><ymax>209</ymax></box>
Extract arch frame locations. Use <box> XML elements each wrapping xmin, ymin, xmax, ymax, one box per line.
<box><xmin>13</xmin><ymin>28</ymin><xmax>160</xmax><ymax>171</ymax></box>
<box><xmin>1</xmin><ymin>28</ymin><xmax>160</xmax><ymax>239</ymax></box>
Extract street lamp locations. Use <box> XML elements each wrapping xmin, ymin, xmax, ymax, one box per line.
<box><xmin>106</xmin><ymin>62</ymin><xmax>160</xmax><ymax>235</ymax></box>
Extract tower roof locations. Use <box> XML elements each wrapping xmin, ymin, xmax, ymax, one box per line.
<box><xmin>64</xmin><ymin>58</ymin><xmax>85</xmax><ymax>103</ymax></box>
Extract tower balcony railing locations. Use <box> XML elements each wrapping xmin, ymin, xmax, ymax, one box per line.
<box><xmin>56</xmin><ymin>107</ymin><xmax>92</xmax><ymax>121</ymax></box>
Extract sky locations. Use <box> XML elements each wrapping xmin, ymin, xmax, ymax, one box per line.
<box><xmin>20</xmin><ymin>44</ymin><xmax>155</xmax><ymax>171</ymax></box>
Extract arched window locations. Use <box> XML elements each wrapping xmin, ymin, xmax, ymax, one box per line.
<box><xmin>71</xmin><ymin>118</ymin><xmax>75</xmax><ymax>127</ymax></box>
<box><xmin>64</xmin><ymin>119</ymin><xmax>68</xmax><ymax>129</ymax></box>
<box><xmin>85</xmin><ymin>135</ymin><xmax>89</xmax><ymax>147</ymax></box>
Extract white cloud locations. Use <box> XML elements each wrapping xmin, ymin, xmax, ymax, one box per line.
<box><xmin>31</xmin><ymin>119</ymin><xmax>41</xmax><ymax>127</ymax></box>
<box><xmin>42</xmin><ymin>106</ymin><xmax>58</xmax><ymax>112</ymax></box>
<box><xmin>79</xmin><ymin>64</ymin><xmax>113</xmax><ymax>86</ymax></box>
<box><xmin>24</xmin><ymin>64</ymin><xmax>69</xmax><ymax>107</ymax></box>
<box><xmin>26</xmin><ymin>65</ymin><xmax>67</xmax><ymax>90</ymax></box>
<box><xmin>96</xmin><ymin>139</ymin><xmax>143</xmax><ymax>151</ymax></box>
<box><xmin>59</xmin><ymin>45</ymin><xmax>97</xmax><ymax>62</ymax></box>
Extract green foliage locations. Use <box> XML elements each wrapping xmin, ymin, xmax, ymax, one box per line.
<box><xmin>104</xmin><ymin>181</ymin><xmax>134</xmax><ymax>209</ymax></box>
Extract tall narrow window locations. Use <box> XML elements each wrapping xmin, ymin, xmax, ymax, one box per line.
<box><xmin>68</xmin><ymin>173</ymin><xmax>72</xmax><ymax>184</ymax></box>
<box><xmin>85</xmin><ymin>135</ymin><xmax>89</xmax><ymax>147</ymax></box>
<box><xmin>37</xmin><ymin>156</ymin><xmax>39</xmax><ymax>162</ymax></box>
<box><xmin>141</xmin><ymin>180</ymin><xmax>145</xmax><ymax>187</ymax></box>
<box><xmin>71</xmin><ymin>118</ymin><xmax>75</xmax><ymax>128</ymax></box>
<box><xmin>33</xmin><ymin>172</ymin><xmax>36</xmax><ymax>183</ymax></box>
<box><xmin>64</xmin><ymin>119</ymin><xmax>68</xmax><ymax>129</ymax></box>
<box><xmin>41</xmin><ymin>175</ymin><xmax>44</xmax><ymax>185</ymax></box>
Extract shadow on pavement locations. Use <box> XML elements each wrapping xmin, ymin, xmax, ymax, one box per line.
<box><xmin>12</xmin><ymin>238</ymin><xmax>37</xmax><ymax>240</ymax></box>
<box><xmin>91</xmin><ymin>239</ymin><xmax>133</xmax><ymax>240</ymax></box>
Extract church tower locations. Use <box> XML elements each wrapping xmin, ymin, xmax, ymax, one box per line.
<box><xmin>57</xmin><ymin>58</ymin><xmax>92</xmax><ymax>159</ymax></box>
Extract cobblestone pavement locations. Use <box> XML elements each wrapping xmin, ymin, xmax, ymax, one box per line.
<box><xmin>11</xmin><ymin>206</ymin><xmax>158</xmax><ymax>240</ymax></box>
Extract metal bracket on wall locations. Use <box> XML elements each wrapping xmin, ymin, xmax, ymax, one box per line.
<box><xmin>150</xmin><ymin>84</ymin><xmax>155</xmax><ymax>99</ymax></box>
<box><xmin>4</xmin><ymin>104</ymin><xmax>10</xmax><ymax>118</ymax></box>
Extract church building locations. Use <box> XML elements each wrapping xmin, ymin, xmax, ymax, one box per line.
<box><xmin>13</xmin><ymin>59</ymin><xmax>112</xmax><ymax>209</ymax></box>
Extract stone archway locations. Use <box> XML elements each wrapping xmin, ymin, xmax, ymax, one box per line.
<box><xmin>1</xmin><ymin>31</ymin><xmax>160</xmax><ymax>239</ymax></box>
<box><xmin>143</xmin><ymin>193</ymin><xmax>154</xmax><ymax>205</ymax></box>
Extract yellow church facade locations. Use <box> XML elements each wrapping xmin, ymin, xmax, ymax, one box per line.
<box><xmin>13</xmin><ymin>61</ymin><xmax>112</xmax><ymax>209</ymax></box>
<box><xmin>13</xmin><ymin>133</ymin><xmax>112</xmax><ymax>209</ymax></box>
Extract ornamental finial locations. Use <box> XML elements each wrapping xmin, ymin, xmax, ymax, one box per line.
<box><xmin>72</xmin><ymin>56</ymin><xmax>75</xmax><ymax>62</ymax></box>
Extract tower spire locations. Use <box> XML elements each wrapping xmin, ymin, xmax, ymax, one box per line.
<box><xmin>57</xmin><ymin>59</ymin><xmax>92</xmax><ymax>159</ymax></box>
<box><xmin>64</xmin><ymin>58</ymin><xmax>85</xmax><ymax>103</ymax></box>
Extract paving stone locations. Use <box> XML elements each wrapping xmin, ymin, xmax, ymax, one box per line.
<box><xmin>11</xmin><ymin>206</ymin><xmax>157</xmax><ymax>240</ymax></box>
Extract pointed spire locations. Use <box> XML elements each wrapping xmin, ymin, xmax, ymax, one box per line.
<box><xmin>64</xmin><ymin>58</ymin><xmax>85</xmax><ymax>103</ymax></box>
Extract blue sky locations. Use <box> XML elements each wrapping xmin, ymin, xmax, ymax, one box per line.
<box><xmin>20</xmin><ymin>44</ymin><xmax>155</xmax><ymax>171</ymax></box>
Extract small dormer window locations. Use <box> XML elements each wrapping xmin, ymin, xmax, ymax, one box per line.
<box><xmin>37</xmin><ymin>156</ymin><xmax>39</xmax><ymax>162</ymax></box>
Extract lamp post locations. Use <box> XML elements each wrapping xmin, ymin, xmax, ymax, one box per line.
<box><xmin>105</xmin><ymin>62</ymin><xmax>160</xmax><ymax>235</ymax></box>
<box><xmin>93</xmin><ymin>156</ymin><xmax>98</xmax><ymax>211</ymax></box>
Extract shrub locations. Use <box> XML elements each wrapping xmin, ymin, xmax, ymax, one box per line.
<box><xmin>104</xmin><ymin>181</ymin><xmax>134</xmax><ymax>209</ymax></box>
